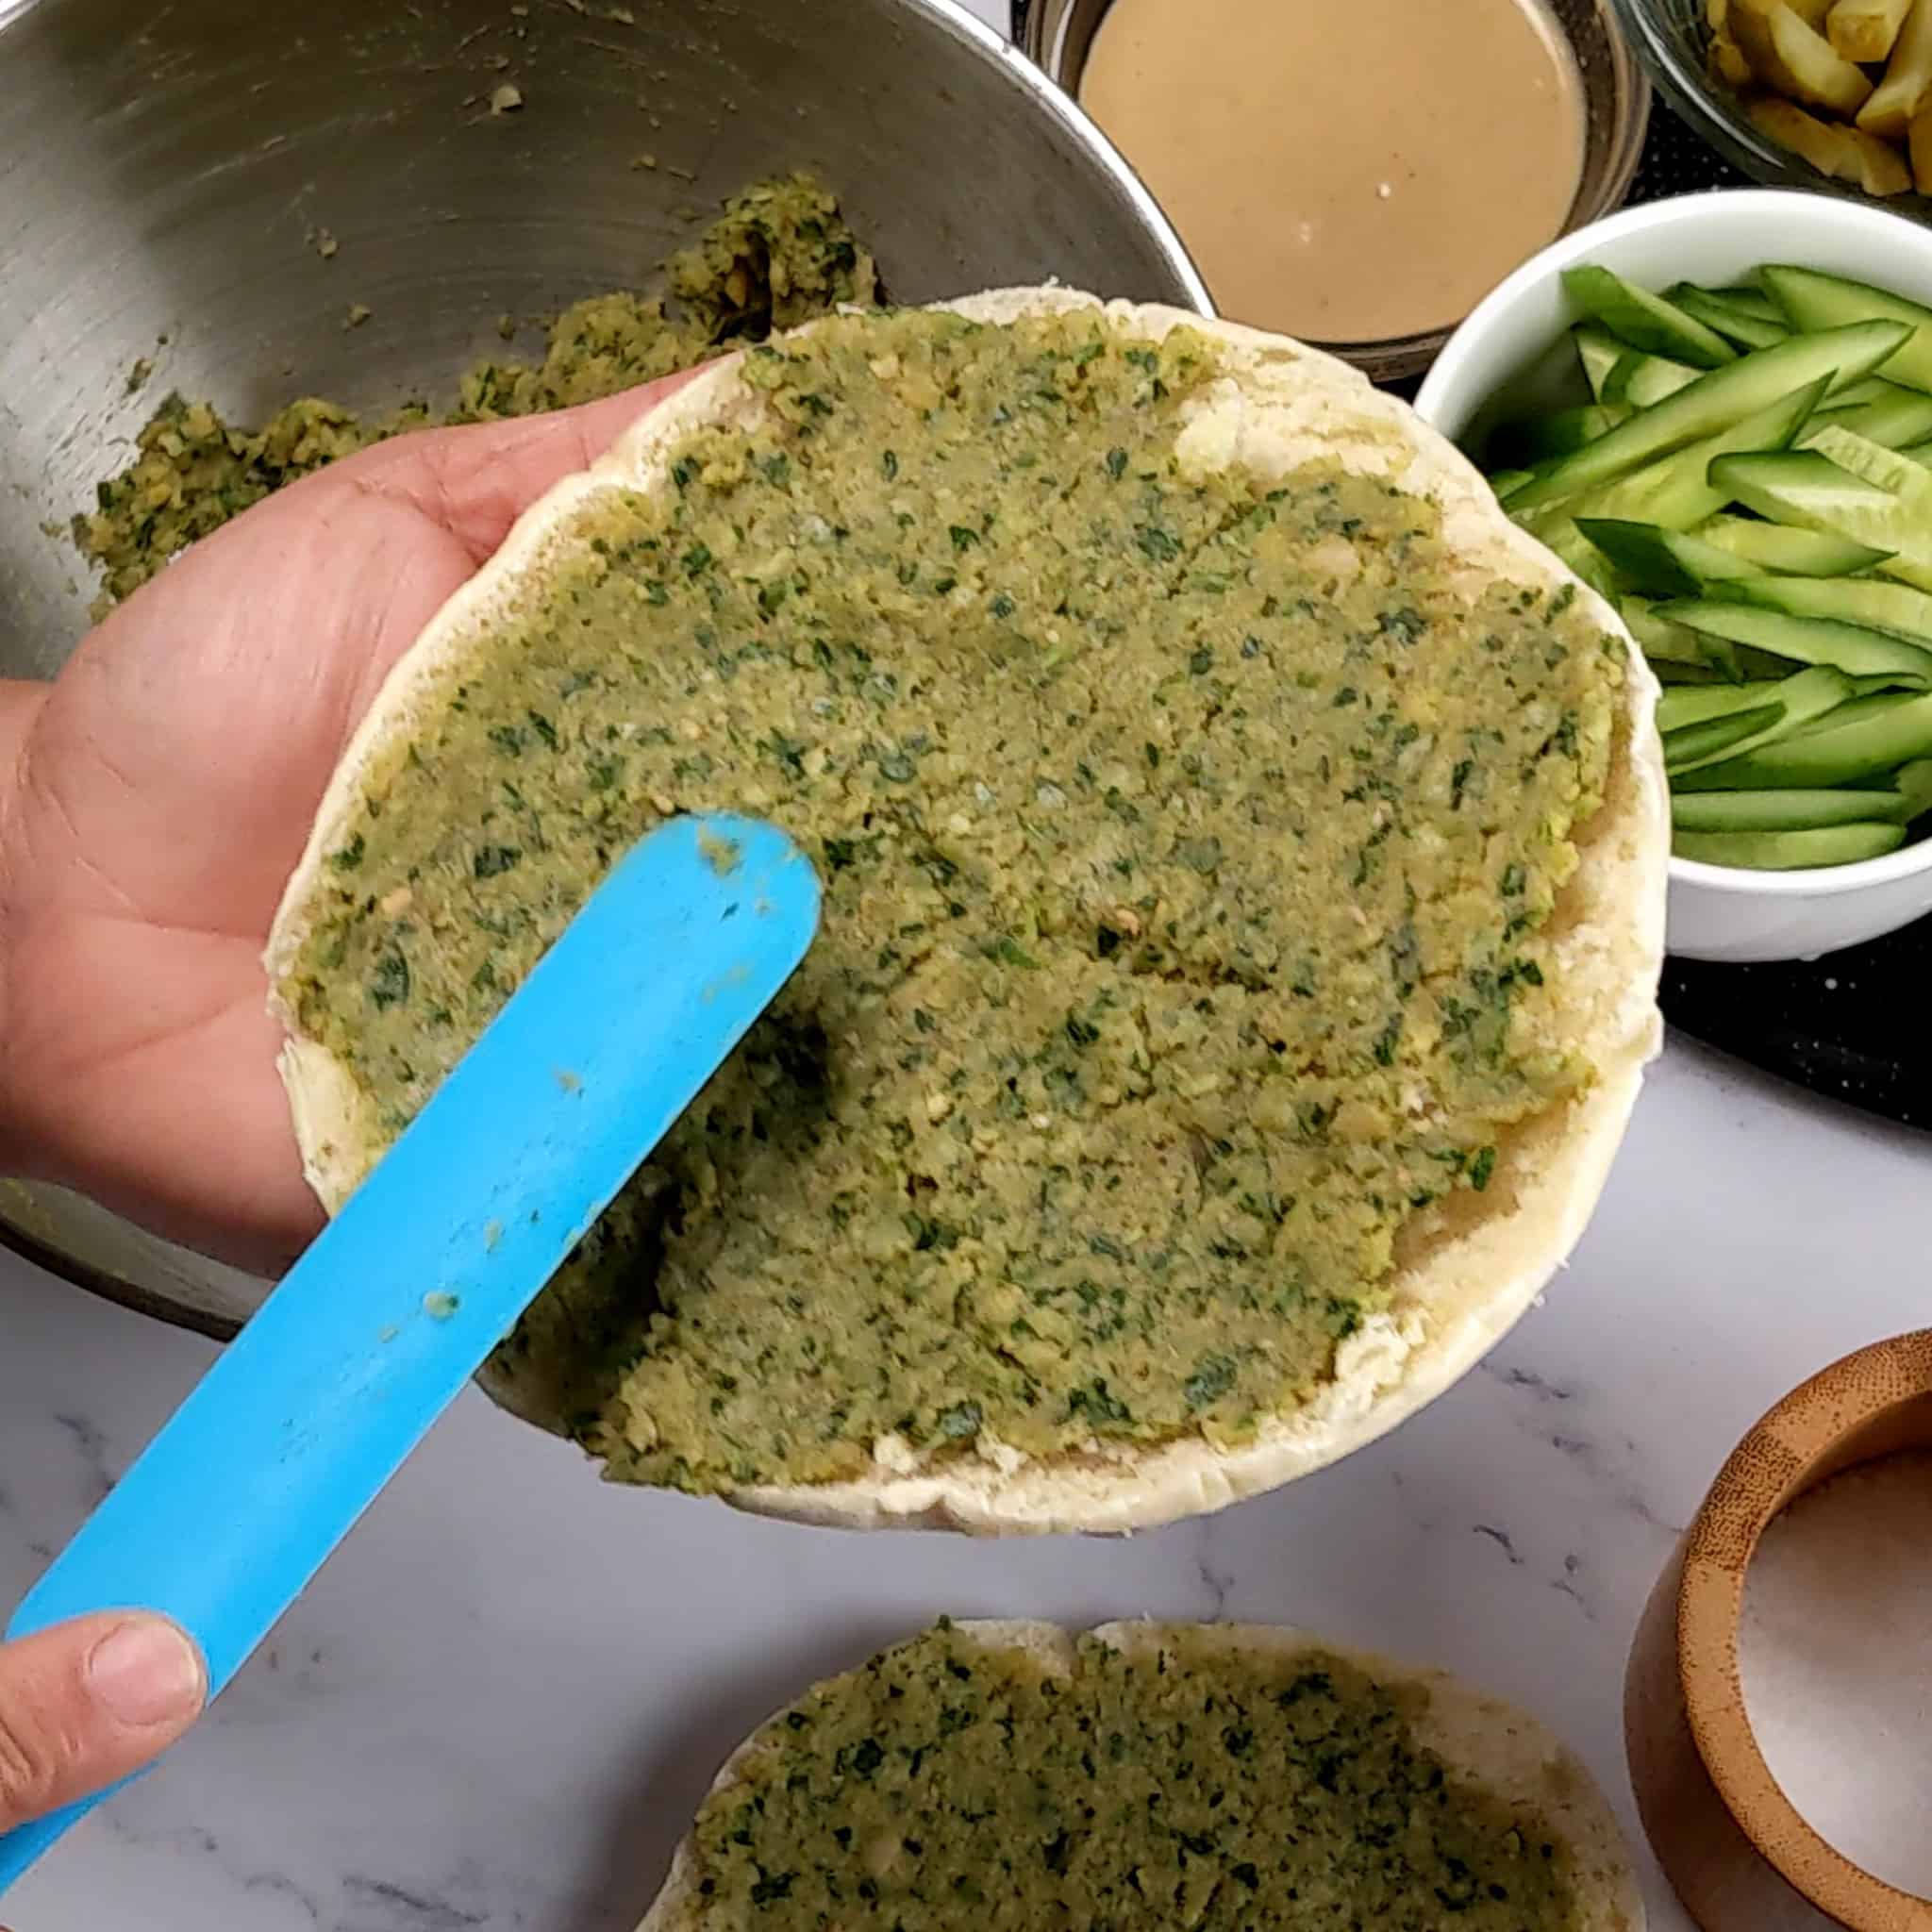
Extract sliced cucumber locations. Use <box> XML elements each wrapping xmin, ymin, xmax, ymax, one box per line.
<box><xmin>1489</xmin><ymin>405</ymin><xmax>1624</xmax><ymax>469</ymax></box>
<box><xmin>1781</xmin><ymin>691</ymin><xmax>1924</xmax><ymax>742</ymax></box>
<box><xmin>1807</xmin><ymin>385</ymin><xmax>1932</xmax><ymax>449</ymax></box>
<box><xmin>1621</xmin><ymin>594</ymin><xmax>1740</xmax><ymax>675</ymax></box>
<box><xmin>1653</xmin><ymin>600</ymin><xmax>1932</xmax><ymax>682</ymax></box>
<box><xmin>1707</xmin><ymin>449</ymin><xmax>1932</xmax><ymax>593</ymax></box>
<box><xmin>1761</xmin><ymin>264</ymin><xmax>1932</xmax><ymax>395</ymax></box>
<box><xmin>1806</xmin><ymin>425</ymin><xmax>1932</xmax><ymax>527</ymax></box>
<box><xmin>1674</xmin><ymin>824</ymin><xmax>1907</xmax><ymax>869</ymax></box>
<box><xmin>1665</xmin><ymin>665</ymin><xmax>1856</xmax><ymax>775</ymax></box>
<box><xmin>1568</xmin><ymin>326</ymin><xmax>1630</xmax><ymax>401</ymax></box>
<box><xmin>1693</xmin><ymin>514</ymin><xmax>1891</xmax><ymax>576</ymax></box>
<box><xmin>1671</xmin><ymin>285</ymin><xmax>1791</xmax><ymax>350</ymax></box>
<box><xmin>1657</xmin><ymin>680</ymin><xmax>1790</xmax><ymax>733</ymax></box>
<box><xmin>1604</xmin><ymin>351</ymin><xmax>1703</xmax><ymax>409</ymax></box>
<box><xmin>1575</xmin><ymin>518</ymin><xmax>1763</xmax><ymax>596</ymax></box>
<box><xmin>1563</xmin><ymin>266</ymin><xmax>1738</xmax><ymax>367</ymax></box>
<box><xmin>1574</xmin><ymin>325</ymin><xmax>1627</xmax><ymax>402</ymax></box>
<box><xmin>1894</xmin><ymin>758</ymin><xmax>1932</xmax><ymax>815</ymax></box>
<box><xmin>1674</xmin><ymin>691</ymin><xmax>1932</xmax><ymax>788</ymax></box>
<box><xmin>1826</xmin><ymin>377</ymin><xmax>1897</xmax><ymax>409</ymax></box>
<box><xmin>1733</xmin><ymin>642</ymin><xmax>1814</xmax><ymax>682</ymax></box>
<box><xmin>1532</xmin><ymin>522</ymin><xmax>1622</xmax><ymax>602</ymax></box>
<box><xmin>1710</xmin><ymin>287</ymin><xmax>1785</xmax><ymax>325</ymax></box>
<box><xmin>1726</xmin><ymin>572</ymin><xmax>1932</xmax><ymax>643</ymax></box>
<box><xmin>1529</xmin><ymin>379</ymin><xmax>1830</xmax><ymax>544</ymax></box>
<box><xmin>1663</xmin><ymin>704</ymin><xmax>1787</xmax><ymax>772</ymax></box>
<box><xmin>1475</xmin><ymin>257</ymin><xmax>1932</xmax><ymax>869</ymax></box>
<box><xmin>1505</xmin><ymin>322</ymin><xmax>1907</xmax><ymax>513</ymax></box>
<box><xmin>1671</xmin><ymin>788</ymin><xmax>1921</xmax><ymax>832</ymax></box>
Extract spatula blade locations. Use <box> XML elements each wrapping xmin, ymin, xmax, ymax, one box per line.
<box><xmin>0</xmin><ymin>811</ymin><xmax>818</xmax><ymax>1892</ymax></box>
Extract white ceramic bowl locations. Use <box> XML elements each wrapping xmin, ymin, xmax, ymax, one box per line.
<box><xmin>1415</xmin><ymin>189</ymin><xmax>1932</xmax><ymax>965</ymax></box>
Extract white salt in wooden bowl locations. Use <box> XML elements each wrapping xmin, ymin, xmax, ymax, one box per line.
<box><xmin>1624</xmin><ymin>1330</ymin><xmax>1932</xmax><ymax>1931</ymax></box>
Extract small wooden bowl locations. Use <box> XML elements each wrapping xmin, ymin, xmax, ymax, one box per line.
<box><xmin>1626</xmin><ymin>1330</ymin><xmax>1932</xmax><ymax>1931</ymax></box>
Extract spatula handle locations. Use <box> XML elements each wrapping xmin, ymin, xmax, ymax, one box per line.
<box><xmin>0</xmin><ymin>813</ymin><xmax>817</xmax><ymax>1894</ymax></box>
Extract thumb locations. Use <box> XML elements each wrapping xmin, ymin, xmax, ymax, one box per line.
<box><xmin>332</xmin><ymin>366</ymin><xmax>708</xmax><ymax>565</ymax></box>
<box><xmin>0</xmin><ymin>1613</ymin><xmax>206</xmax><ymax>1830</ymax></box>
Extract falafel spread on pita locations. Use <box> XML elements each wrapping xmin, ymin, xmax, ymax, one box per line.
<box><xmin>266</xmin><ymin>291</ymin><xmax>1666</xmax><ymax>1534</ymax></box>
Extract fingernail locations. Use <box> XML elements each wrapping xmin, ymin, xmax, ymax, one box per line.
<box><xmin>86</xmin><ymin>1619</ymin><xmax>206</xmax><ymax>1728</ymax></box>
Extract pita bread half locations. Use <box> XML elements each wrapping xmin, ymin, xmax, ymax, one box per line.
<box><xmin>264</xmin><ymin>289</ymin><xmax>1667</xmax><ymax>1535</ymax></box>
<box><xmin>636</xmin><ymin>1619</ymin><xmax>1644</xmax><ymax>1932</ymax></box>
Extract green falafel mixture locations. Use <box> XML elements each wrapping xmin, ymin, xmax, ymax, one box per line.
<box><xmin>73</xmin><ymin>175</ymin><xmax>876</xmax><ymax>614</ymax></box>
<box><xmin>677</xmin><ymin>1623</ymin><xmax>1586</xmax><ymax>1932</ymax></box>
<box><xmin>278</xmin><ymin>306</ymin><xmax>1624</xmax><ymax>1492</ymax></box>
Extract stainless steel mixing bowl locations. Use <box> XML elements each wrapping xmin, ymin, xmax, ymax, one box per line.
<box><xmin>0</xmin><ymin>0</ymin><xmax>1208</xmax><ymax>1341</ymax></box>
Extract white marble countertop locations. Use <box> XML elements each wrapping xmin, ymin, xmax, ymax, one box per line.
<box><xmin>7</xmin><ymin>1035</ymin><xmax>1929</xmax><ymax>1930</ymax></box>
<box><xmin>9</xmin><ymin>6</ymin><xmax>1932</xmax><ymax>1924</ymax></box>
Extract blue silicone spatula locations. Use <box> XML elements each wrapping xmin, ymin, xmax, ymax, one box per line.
<box><xmin>0</xmin><ymin>811</ymin><xmax>819</xmax><ymax>1895</ymax></box>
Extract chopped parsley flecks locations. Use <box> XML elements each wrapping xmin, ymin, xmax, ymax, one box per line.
<box><xmin>686</xmin><ymin>1624</ymin><xmax>1585</xmax><ymax>1932</ymax></box>
<box><xmin>72</xmin><ymin>175</ymin><xmax>878</xmax><ymax>615</ymax></box>
<box><xmin>280</xmin><ymin>307</ymin><xmax>1623</xmax><ymax>1491</ymax></box>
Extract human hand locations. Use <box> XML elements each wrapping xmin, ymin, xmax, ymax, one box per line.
<box><xmin>0</xmin><ymin>372</ymin><xmax>697</xmax><ymax>1274</ymax></box>
<box><xmin>0</xmin><ymin>1612</ymin><xmax>205</xmax><ymax>1841</ymax></box>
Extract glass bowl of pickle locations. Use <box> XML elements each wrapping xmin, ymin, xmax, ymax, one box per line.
<box><xmin>1613</xmin><ymin>0</ymin><xmax>1932</xmax><ymax>207</ymax></box>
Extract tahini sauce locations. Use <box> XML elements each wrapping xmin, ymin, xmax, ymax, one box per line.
<box><xmin>1079</xmin><ymin>0</ymin><xmax>1586</xmax><ymax>344</ymax></box>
